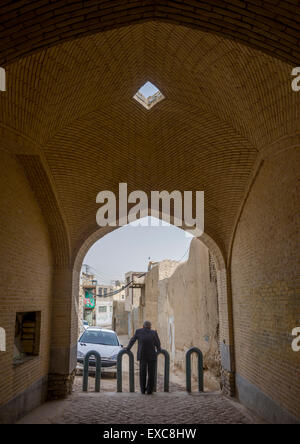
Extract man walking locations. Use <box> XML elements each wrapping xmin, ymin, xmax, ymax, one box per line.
<box><xmin>126</xmin><ymin>321</ymin><xmax>161</xmax><ymax>394</ymax></box>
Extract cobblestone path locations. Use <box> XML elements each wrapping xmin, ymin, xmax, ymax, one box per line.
<box><xmin>18</xmin><ymin>384</ymin><xmax>264</xmax><ymax>424</ymax></box>
<box><xmin>52</xmin><ymin>391</ymin><xmax>259</xmax><ymax>424</ymax></box>
<box><xmin>17</xmin><ymin>338</ymin><xmax>264</xmax><ymax>424</ymax></box>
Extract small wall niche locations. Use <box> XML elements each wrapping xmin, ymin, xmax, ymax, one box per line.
<box><xmin>13</xmin><ymin>311</ymin><xmax>41</xmax><ymax>366</ymax></box>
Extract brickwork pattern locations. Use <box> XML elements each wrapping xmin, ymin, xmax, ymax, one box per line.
<box><xmin>0</xmin><ymin>22</ymin><xmax>298</xmax><ymax>260</ymax></box>
<box><xmin>231</xmin><ymin>146</ymin><xmax>300</xmax><ymax>419</ymax></box>
<box><xmin>0</xmin><ymin>151</ymin><xmax>53</xmax><ymax>408</ymax></box>
<box><xmin>48</xmin><ymin>370</ymin><xmax>76</xmax><ymax>400</ymax></box>
<box><xmin>0</xmin><ymin>1</ymin><xmax>299</xmax><ymax>66</ymax></box>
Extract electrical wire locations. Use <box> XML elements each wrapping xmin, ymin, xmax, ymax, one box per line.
<box><xmin>84</xmin><ymin>272</ymin><xmax>148</xmax><ymax>299</ymax></box>
<box><xmin>85</xmin><ymin>265</ymin><xmax>121</xmax><ymax>282</ymax></box>
<box><xmin>177</xmin><ymin>245</ymin><xmax>190</xmax><ymax>262</ymax></box>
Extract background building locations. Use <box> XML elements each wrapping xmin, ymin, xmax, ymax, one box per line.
<box><xmin>96</xmin><ymin>282</ymin><xmax>126</xmax><ymax>329</ymax></box>
<box><xmin>123</xmin><ymin>239</ymin><xmax>220</xmax><ymax>389</ymax></box>
<box><xmin>124</xmin><ymin>271</ymin><xmax>146</xmax><ymax>336</ymax></box>
<box><xmin>78</xmin><ymin>272</ymin><xmax>98</xmax><ymax>335</ymax></box>
<box><xmin>96</xmin><ymin>284</ymin><xmax>114</xmax><ymax>328</ymax></box>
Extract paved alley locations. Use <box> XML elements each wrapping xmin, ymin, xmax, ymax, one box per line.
<box><xmin>17</xmin><ymin>390</ymin><xmax>264</xmax><ymax>424</ymax></box>
<box><xmin>17</xmin><ymin>335</ymin><xmax>264</xmax><ymax>424</ymax></box>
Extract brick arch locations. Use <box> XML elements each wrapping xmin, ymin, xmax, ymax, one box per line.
<box><xmin>200</xmin><ymin>232</ymin><xmax>235</xmax><ymax>394</ymax></box>
<box><xmin>72</xmin><ymin>222</ymin><xmax>227</xmax><ymax>316</ymax></box>
<box><xmin>0</xmin><ymin>1</ymin><xmax>299</xmax><ymax>66</ymax></box>
<box><xmin>1</xmin><ymin>21</ymin><xmax>296</xmax><ymax>266</ymax></box>
<box><xmin>0</xmin><ymin>125</ymin><xmax>71</xmax><ymax>269</ymax></box>
<box><xmin>0</xmin><ymin>16</ymin><xmax>297</xmax><ymax>267</ymax></box>
<box><xmin>17</xmin><ymin>154</ymin><xmax>71</xmax><ymax>269</ymax></box>
<box><xmin>72</xmin><ymin>217</ymin><xmax>227</xmax><ymax>274</ymax></box>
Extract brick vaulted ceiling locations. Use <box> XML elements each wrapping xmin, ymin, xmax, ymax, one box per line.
<box><xmin>0</xmin><ymin>1</ymin><xmax>300</xmax><ymax>65</ymax></box>
<box><xmin>0</xmin><ymin>13</ymin><xmax>299</xmax><ymax>263</ymax></box>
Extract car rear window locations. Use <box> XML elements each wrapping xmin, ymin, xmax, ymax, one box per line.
<box><xmin>80</xmin><ymin>330</ymin><xmax>119</xmax><ymax>346</ymax></box>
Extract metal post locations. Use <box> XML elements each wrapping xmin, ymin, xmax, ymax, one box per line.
<box><xmin>117</xmin><ymin>349</ymin><xmax>135</xmax><ymax>393</ymax></box>
<box><xmin>186</xmin><ymin>347</ymin><xmax>203</xmax><ymax>393</ymax></box>
<box><xmin>82</xmin><ymin>350</ymin><xmax>101</xmax><ymax>392</ymax></box>
<box><xmin>154</xmin><ymin>349</ymin><xmax>170</xmax><ymax>392</ymax></box>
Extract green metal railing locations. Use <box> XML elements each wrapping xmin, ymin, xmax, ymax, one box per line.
<box><xmin>82</xmin><ymin>350</ymin><xmax>101</xmax><ymax>392</ymax></box>
<box><xmin>81</xmin><ymin>346</ymin><xmax>203</xmax><ymax>394</ymax></box>
<box><xmin>117</xmin><ymin>349</ymin><xmax>135</xmax><ymax>393</ymax></box>
<box><xmin>186</xmin><ymin>347</ymin><xmax>203</xmax><ymax>393</ymax></box>
<box><xmin>154</xmin><ymin>349</ymin><xmax>170</xmax><ymax>392</ymax></box>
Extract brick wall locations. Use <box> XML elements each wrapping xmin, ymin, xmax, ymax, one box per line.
<box><xmin>0</xmin><ymin>151</ymin><xmax>52</xmax><ymax>411</ymax></box>
<box><xmin>0</xmin><ymin>1</ymin><xmax>299</xmax><ymax>65</ymax></box>
<box><xmin>231</xmin><ymin>146</ymin><xmax>300</xmax><ymax>420</ymax></box>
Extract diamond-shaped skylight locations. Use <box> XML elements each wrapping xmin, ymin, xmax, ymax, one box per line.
<box><xmin>133</xmin><ymin>81</ymin><xmax>165</xmax><ymax>110</ymax></box>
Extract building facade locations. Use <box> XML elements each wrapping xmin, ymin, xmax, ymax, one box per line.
<box><xmin>141</xmin><ymin>240</ymin><xmax>221</xmax><ymax>390</ymax></box>
<box><xmin>78</xmin><ymin>273</ymin><xmax>98</xmax><ymax>335</ymax></box>
<box><xmin>96</xmin><ymin>282</ymin><xmax>126</xmax><ymax>328</ymax></box>
<box><xmin>124</xmin><ymin>272</ymin><xmax>146</xmax><ymax>336</ymax></box>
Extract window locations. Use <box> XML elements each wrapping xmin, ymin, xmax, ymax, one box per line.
<box><xmin>99</xmin><ymin>306</ymin><xmax>107</xmax><ymax>313</ymax></box>
<box><xmin>133</xmin><ymin>81</ymin><xmax>164</xmax><ymax>110</ymax></box>
<box><xmin>79</xmin><ymin>330</ymin><xmax>119</xmax><ymax>346</ymax></box>
<box><xmin>98</xmin><ymin>288</ymin><xmax>103</xmax><ymax>296</ymax></box>
<box><xmin>13</xmin><ymin>312</ymin><xmax>41</xmax><ymax>366</ymax></box>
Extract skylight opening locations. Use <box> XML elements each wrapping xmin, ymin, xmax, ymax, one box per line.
<box><xmin>133</xmin><ymin>81</ymin><xmax>165</xmax><ymax>110</ymax></box>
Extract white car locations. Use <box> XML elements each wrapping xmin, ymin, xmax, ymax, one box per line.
<box><xmin>77</xmin><ymin>327</ymin><xmax>123</xmax><ymax>376</ymax></box>
<box><xmin>83</xmin><ymin>320</ymin><xmax>89</xmax><ymax>329</ymax></box>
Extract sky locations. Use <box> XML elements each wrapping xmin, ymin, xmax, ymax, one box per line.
<box><xmin>83</xmin><ymin>217</ymin><xmax>193</xmax><ymax>285</ymax></box>
<box><xmin>138</xmin><ymin>81</ymin><xmax>160</xmax><ymax>97</ymax></box>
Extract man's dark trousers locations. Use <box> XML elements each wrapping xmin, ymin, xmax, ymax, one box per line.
<box><xmin>140</xmin><ymin>359</ymin><xmax>156</xmax><ymax>394</ymax></box>
<box><xmin>126</xmin><ymin>327</ymin><xmax>161</xmax><ymax>394</ymax></box>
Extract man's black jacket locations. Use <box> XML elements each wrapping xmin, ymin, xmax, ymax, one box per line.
<box><xmin>127</xmin><ymin>327</ymin><xmax>161</xmax><ymax>361</ymax></box>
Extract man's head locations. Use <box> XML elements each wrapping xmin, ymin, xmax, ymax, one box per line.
<box><xmin>143</xmin><ymin>321</ymin><xmax>152</xmax><ymax>330</ymax></box>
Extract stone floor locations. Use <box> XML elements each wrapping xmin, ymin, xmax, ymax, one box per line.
<box><xmin>18</xmin><ymin>371</ymin><xmax>265</xmax><ymax>424</ymax></box>
<box><xmin>17</xmin><ymin>335</ymin><xmax>265</xmax><ymax>424</ymax></box>
<box><xmin>17</xmin><ymin>390</ymin><xmax>264</xmax><ymax>424</ymax></box>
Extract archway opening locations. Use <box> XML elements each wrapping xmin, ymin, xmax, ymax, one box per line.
<box><xmin>74</xmin><ymin>216</ymin><xmax>224</xmax><ymax>393</ymax></box>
